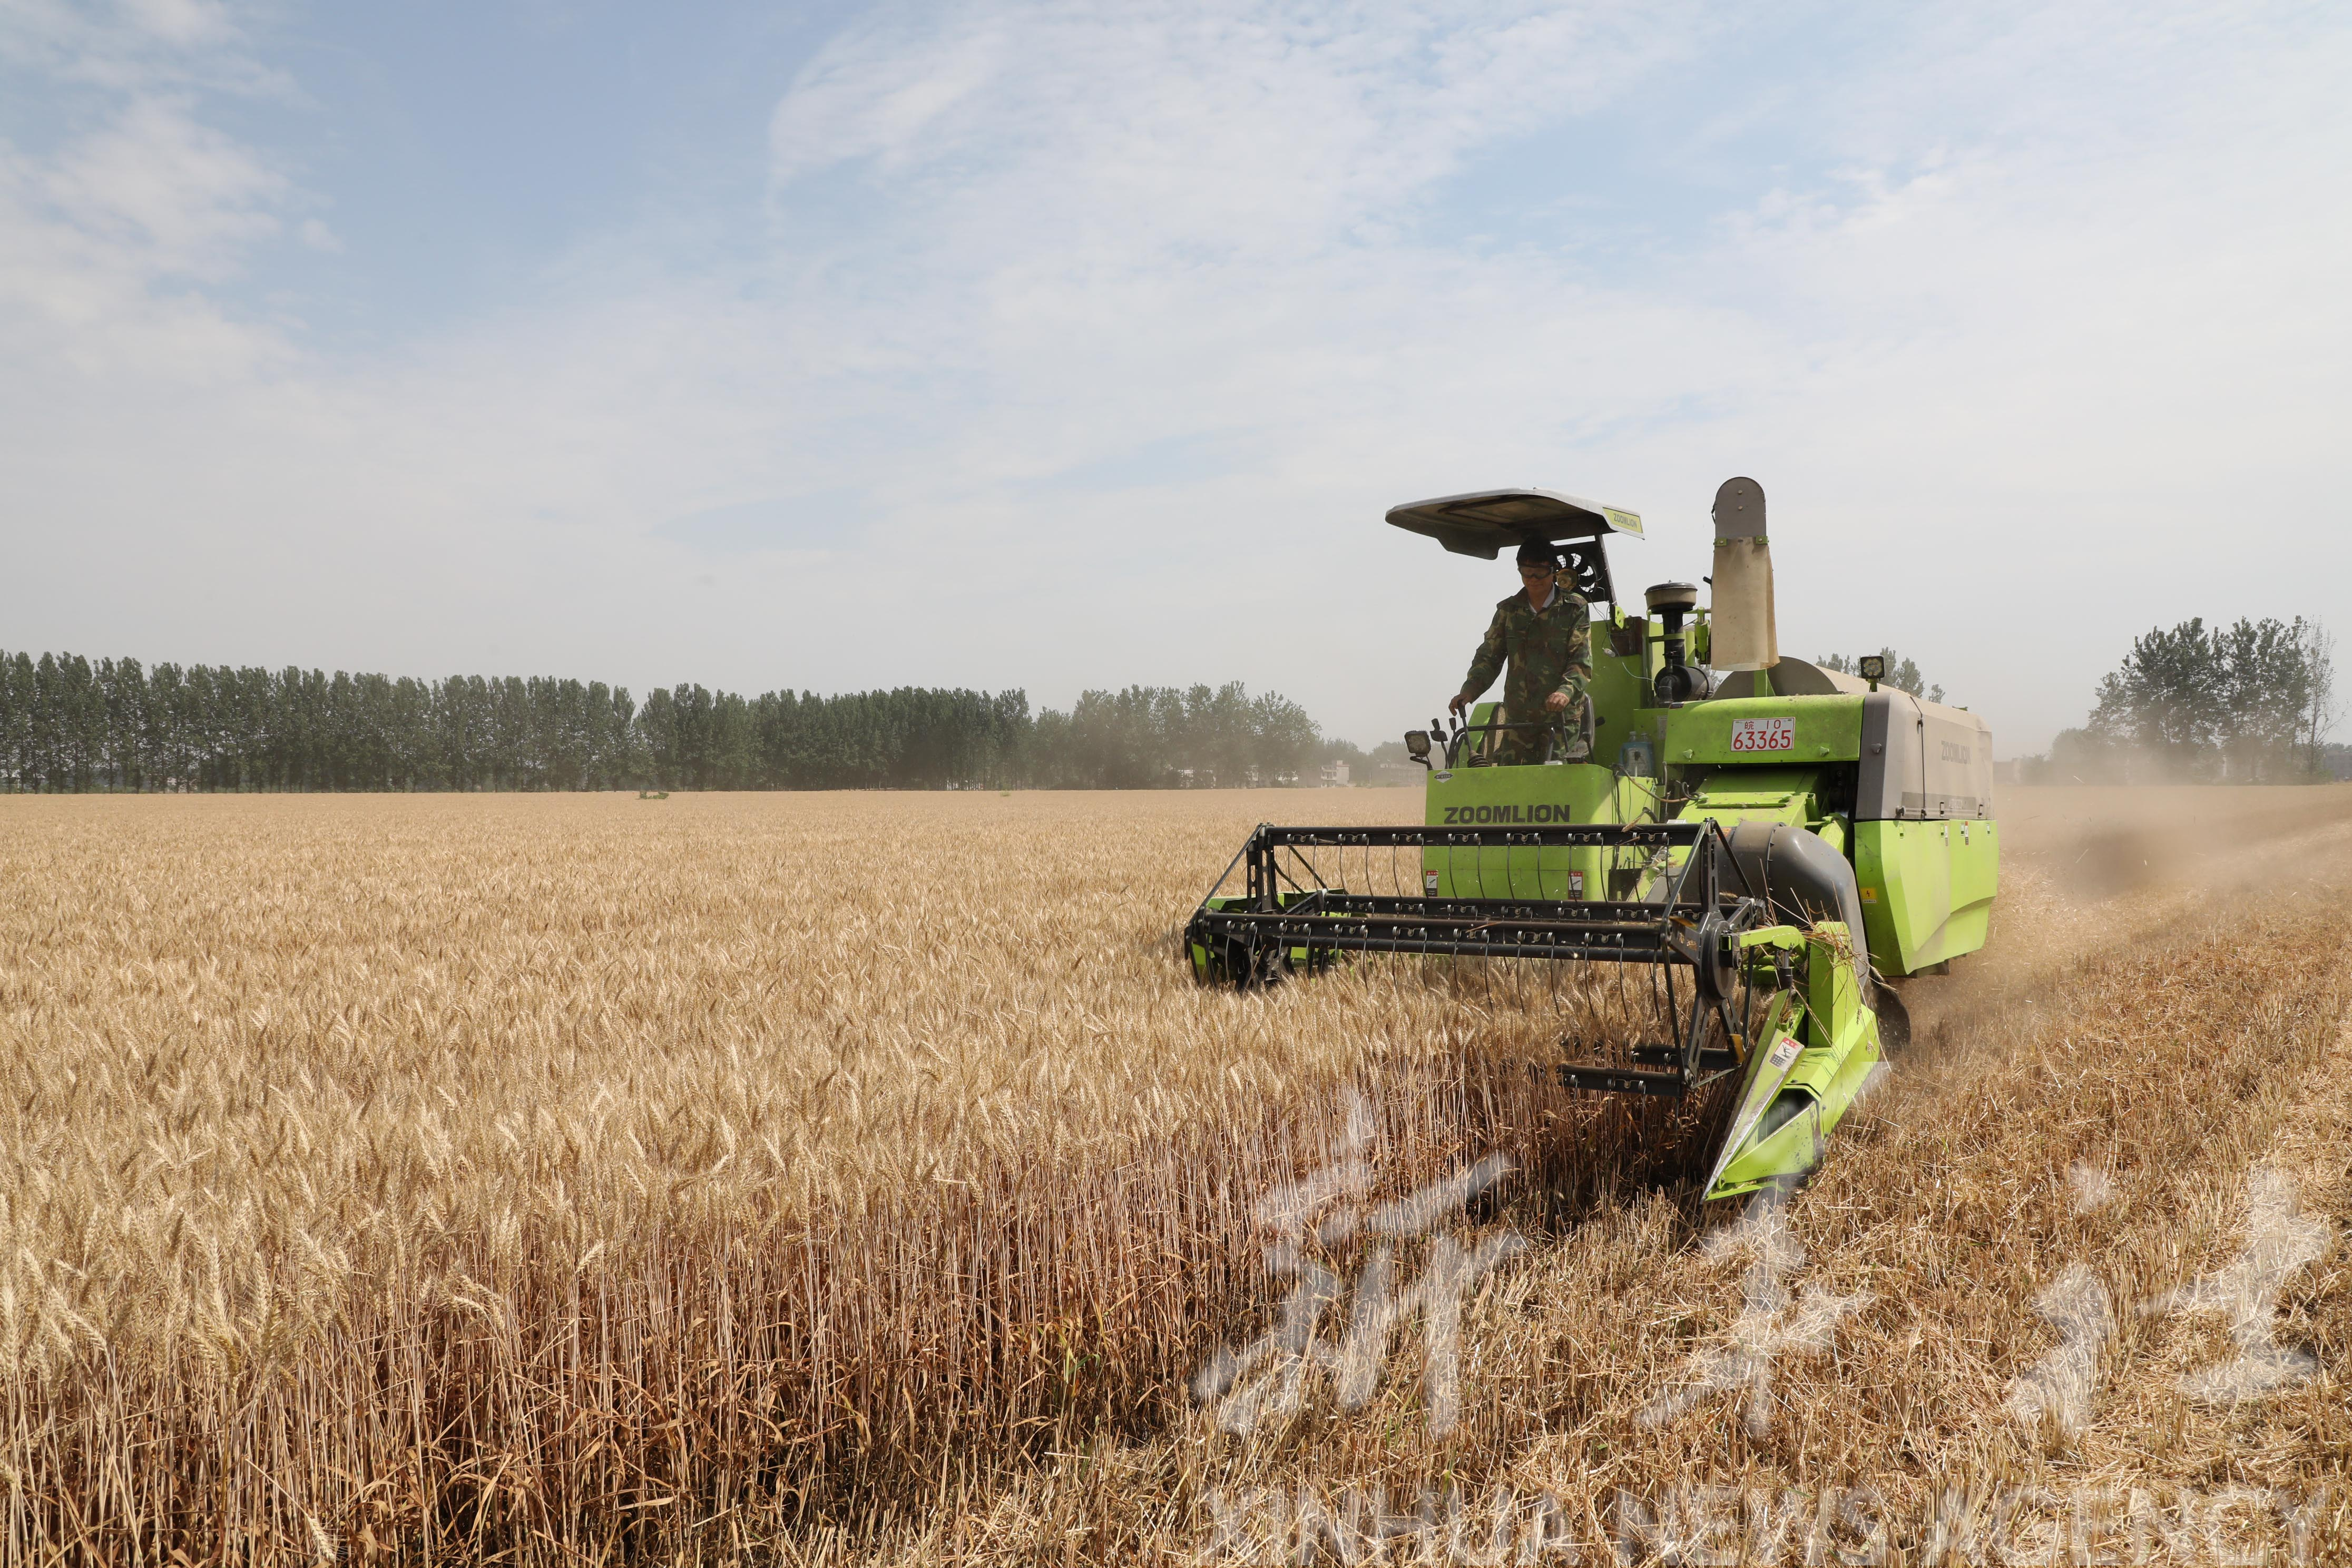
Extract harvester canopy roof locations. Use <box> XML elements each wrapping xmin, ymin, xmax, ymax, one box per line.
<box><xmin>1385</xmin><ymin>488</ymin><xmax>1644</xmax><ymax>559</ymax></box>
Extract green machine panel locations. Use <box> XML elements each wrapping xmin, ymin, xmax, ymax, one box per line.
<box><xmin>1663</xmin><ymin>694</ymin><xmax>1863</xmax><ymax>767</ymax></box>
<box><xmin>1854</xmin><ymin>818</ymin><xmax>2000</xmax><ymax>974</ymax></box>
<box><xmin>1419</xmin><ymin>705</ymin><xmax>1663</xmax><ymax>900</ymax></box>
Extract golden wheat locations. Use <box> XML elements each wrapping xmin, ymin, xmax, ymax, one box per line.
<box><xmin>1</xmin><ymin>786</ymin><xmax>2347</xmax><ymax>1563</ymax></box>
<box><xmin>0</xmin><ymin>788</ymin><xmax>1620</xmax><ymax>1560</ymax></box>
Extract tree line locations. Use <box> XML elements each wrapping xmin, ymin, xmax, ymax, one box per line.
<box><xmin>2027</xmin><ymin>616</ymin><xmax>2337</xmax><ymax>784</ymax></box>
<box><xmin>0</xmin><ymin>650</ymin><xmax>1329</xmax><ymax>792</ymax></box>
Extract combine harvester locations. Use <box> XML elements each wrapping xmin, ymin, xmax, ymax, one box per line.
<box><xmin>1185</xmin><ymin>479</ymin><xmax>1998</xmax><ymax>1201</ymax></box>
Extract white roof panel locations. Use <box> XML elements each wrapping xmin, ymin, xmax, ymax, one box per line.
<box><xmin>1385</xmin><ymin>488</ymin><xmax>1643</xmax><ymax>559</ymax></box>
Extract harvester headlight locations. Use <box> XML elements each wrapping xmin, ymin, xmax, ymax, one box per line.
<box><xmin>1858</xmin><ymin>654</ymin><xmax>1886</xmax><ymax>683</ymax></box>
<box><xmin>1404</xmin><ymin>730</ymin><xmax>1432</xmax><ymax>763</ymax></box>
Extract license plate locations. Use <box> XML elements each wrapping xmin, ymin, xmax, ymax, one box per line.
<box><xmin>1729</xmin><ymin>716</ymin><xmax>1795</xmax><ymax>753</ymax></box>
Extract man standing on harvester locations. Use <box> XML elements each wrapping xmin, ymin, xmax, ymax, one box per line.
<box><xmin>1448</xmin><ymin>537</ymin><xmax>1592</xmax><ymax>763</ymax></box>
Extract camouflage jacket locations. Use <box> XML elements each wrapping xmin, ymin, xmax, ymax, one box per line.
<box><xmin>1458</xmin><ymin>586</ymin><xmax>1593</xmax><ymax>745</ymax></box>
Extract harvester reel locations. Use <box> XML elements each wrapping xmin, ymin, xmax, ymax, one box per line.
<box><xmin>1183</xmin><ymin>820</ymin><xmax>1889</xmax><ymax>1202</ymax></box>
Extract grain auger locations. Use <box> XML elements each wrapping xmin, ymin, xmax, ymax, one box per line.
<box><xmin>1184</xmin><ymin>479</ymin><xmax>2000</xmax><ymax>1202</ymax></box>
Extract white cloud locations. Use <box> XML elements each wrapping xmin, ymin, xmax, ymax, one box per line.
<box><xmin>116</xmin><ymin>0</ymin><xmax>240</xmax><ymax>50</ymax></box>
<box><xmin>767</xmin><ymin>1</ymin><xmax>1707</xmax><ymax>275</ymax></box>
<box><xmin>34</xmin><ymin>96</ymin><xmax>285</xmax><ymax>273</ymax></box>
<box><xmin>0</xmin><ymin>0</ymin><xmax>288</xmax><ymax>95</ymax></box>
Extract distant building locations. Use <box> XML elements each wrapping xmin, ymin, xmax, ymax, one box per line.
<box><xmin>1319</xmin><ymin>761</ymin><xmax>1350</xmax><ymax>787</ymax></box>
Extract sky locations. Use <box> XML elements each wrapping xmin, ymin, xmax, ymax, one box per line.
<box><xmin>2</xmin><ymin>0</ymin><xmax>2346</xmax><ymax>754</ymax></box>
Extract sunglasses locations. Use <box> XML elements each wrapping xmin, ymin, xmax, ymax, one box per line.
<box><xmin>1518</xmin><ymin>564</ymin><xmax>1557</xmax><ymax>576</ymax></box>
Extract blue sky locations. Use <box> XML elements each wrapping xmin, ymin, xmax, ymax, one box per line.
<box><xmin>4</xmin><ymin>0</ymin><xmax>2347</xmax><ymax>751</ymax></box>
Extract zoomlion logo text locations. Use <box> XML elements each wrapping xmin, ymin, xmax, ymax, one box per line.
<box><xmin>1941</xmin><ymin>741</ymin><xmax>1972</xmax><ymax>763</ymax></box>
<box><xmin>1440</xmin><ymin>805</ymin><xmax>1577</xmax><ymax>824</ymax></box>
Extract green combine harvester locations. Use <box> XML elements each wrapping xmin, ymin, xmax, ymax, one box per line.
<box><xmin>1185</xmin><ymin>478</ymin><xmax>1999</xmax><ymax>1201</ymax></box>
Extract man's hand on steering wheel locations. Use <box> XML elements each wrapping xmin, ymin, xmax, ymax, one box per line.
<box><xmin>1544</xmin><ymin>689</ymin><xmax>1573</xmax><ymax>714</ymax></box>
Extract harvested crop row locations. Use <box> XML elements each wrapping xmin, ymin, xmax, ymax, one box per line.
<box><xmin>849</xmin><ymin>815</ymin><xmax>2352</xmax><ymax>1564</ymax></box>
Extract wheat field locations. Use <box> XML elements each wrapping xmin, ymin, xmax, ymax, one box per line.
<box><xmin>2</xmin><ymin>786</ymin><xmax>2349</xmax><ymax>1563</ymax></box>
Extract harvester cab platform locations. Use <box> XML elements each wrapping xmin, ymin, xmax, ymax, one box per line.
<box><xmin>1184</xmin><ymin>477</ymin><xmax>2000</xmax><ymax>1202</ymax></box>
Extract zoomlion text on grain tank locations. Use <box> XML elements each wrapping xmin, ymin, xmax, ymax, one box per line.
<box><xmin>1184</xmin><ymin>479</ymin><xmax>2000</xmax><ymax>1201</ymax></box>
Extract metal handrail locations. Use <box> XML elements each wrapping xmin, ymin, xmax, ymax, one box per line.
<box><xmin>1440</xmin><ymin>704</ymin><xmax>1591</xmax><ymax>767</ymax></box>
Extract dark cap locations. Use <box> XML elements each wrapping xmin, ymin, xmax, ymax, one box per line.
<box><xmin>1514</xmin><ymin>537</ymin><xmax>1561</xmax><ymax>567</ymax></box>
